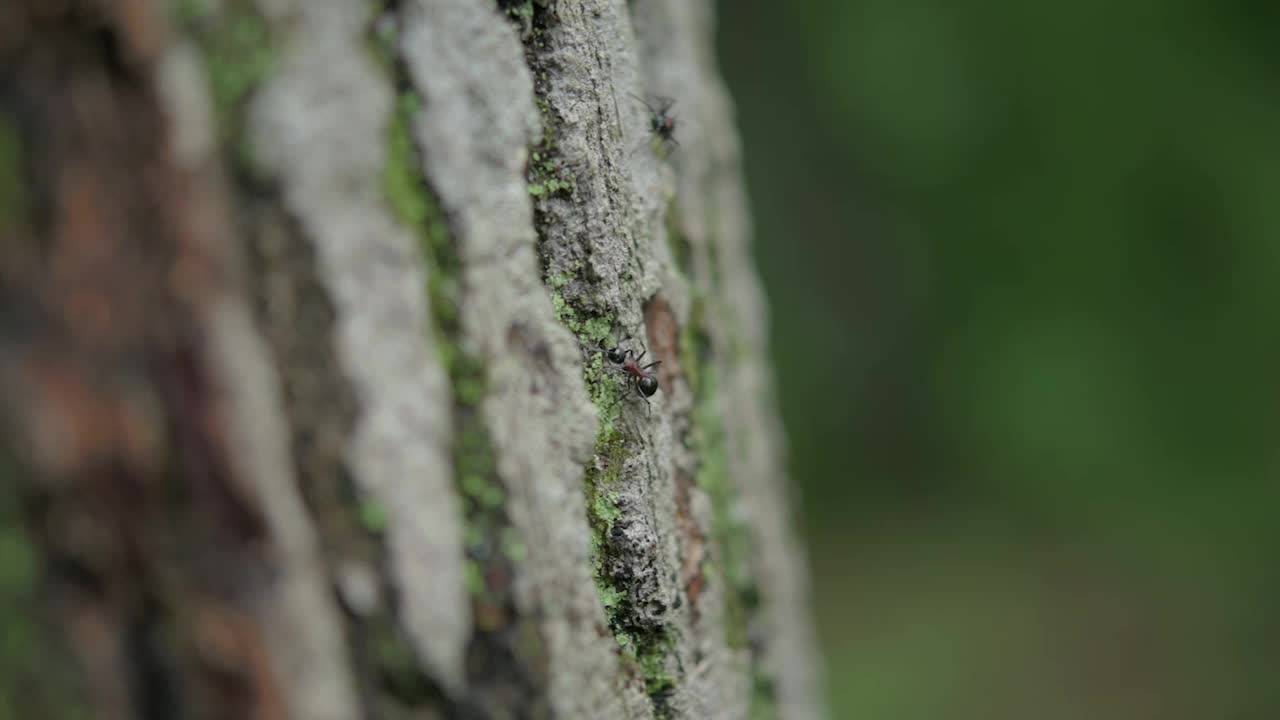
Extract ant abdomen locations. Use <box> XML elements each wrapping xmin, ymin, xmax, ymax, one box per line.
<box><xmin>638</xmin><ymin>375</ymin><xmax>658</xmax><ymax>397</ymax></box>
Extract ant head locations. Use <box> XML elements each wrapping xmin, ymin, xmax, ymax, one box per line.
<box><xmin>607</xmin><ymin>347</ymin><xmax>628</xmax><ymax>364</ymax></box>
<box><xmin>638</xmin><ymin>375</ymin><xmax>659</xmax><ymax>397</ymax></box>
<box><xmin>656</xmin><ymin>119</ymin><xmax>677</xmax><ymax>141</ymax></box>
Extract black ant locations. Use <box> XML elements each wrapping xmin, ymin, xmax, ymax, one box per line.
<box><xmin>605</xmin><ymin>344</ymin><xmax>662</xmax><ymax>410</ymax></box>
<box><xmin>630</xmin><ymin>93</ymin><xmax>679</xmax><ymax>150</ymax></box>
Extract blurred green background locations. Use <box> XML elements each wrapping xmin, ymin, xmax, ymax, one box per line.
<box><xmin>716</xmin><ymin>1</ymin><xmax>1280</xmax><ymax>717</ymax></box>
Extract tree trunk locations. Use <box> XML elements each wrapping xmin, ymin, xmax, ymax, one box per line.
<box><xmin>0</xmin><ymin>1</ymin><xmax>823</xmax><ymax>718</ymax></box>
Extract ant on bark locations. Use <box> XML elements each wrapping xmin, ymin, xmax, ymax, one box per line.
<box><xmin>630</xmin><ymin>93</ymin><xmax>679</xmax><ymax>151</ymax></box>
<box><xmin>601</xmin><ymin>343</ymin><xmax>662</xmax><ymax>412</ymax></box>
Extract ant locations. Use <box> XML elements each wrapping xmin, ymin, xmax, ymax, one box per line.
<box><xmin>605</xmin><ymin>344</ymin><xmax>662</xmax><ymax>411</ymax></box>
<box><xmin>630</xmin><ymin>93</ymin><xmax>679</xmax><ymax>150</ymax></box>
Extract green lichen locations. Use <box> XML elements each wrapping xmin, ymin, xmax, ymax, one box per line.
<box><xmin>581</xmin><ymin>316</ymin><xmax>613</xmax><ymax>346</ymax></box>
<box><xmin>597</xmin><ymin>585</ymin><xmax>624</xmax><ymax>611</ymax></box>
<box><xmin>371</xmin><ymin>21</ymin><xmax>515</xmax><ymax>608</ymax></box>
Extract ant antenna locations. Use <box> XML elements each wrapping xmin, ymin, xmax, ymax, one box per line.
<box><xmin>609</xmin><ymin>83</ymin><xmax>624</xmax><ymax>142</ymax></box>
<box><xmin>628</xmin><ymin>92</ymin><xmax>656</xmax><ymax>114</ymax></box>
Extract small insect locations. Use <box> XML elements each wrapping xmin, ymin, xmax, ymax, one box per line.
<box><xmin>630</xmin><ymin>93</ymin><xmax>679</xmax><ymax>149</ymax></box>
<box><xmin>606</xmin><ymin>344</ymin><xmax>662</xmax><ymax>410</ymax></box>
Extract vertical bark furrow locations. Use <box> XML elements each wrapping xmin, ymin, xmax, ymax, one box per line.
<box><xmin>376</xmin><ymin>2</ymin><xmax>556</xmax><ymax>716</ymax></box>
<box><xmin>631</xmin><ymin>2</ymin><xmax>827</xmax><ymax>718</ymax></box>
<box><xmin>397</xmin><ymin>2</ymin><xmax>648</xmax><ymax>718</ymax></box>
<box><xmin>243</xmin><ymin>0</ymin><xmax>471</xmax><ymax>702</ymax></box>
<box><xmin>511</xmin><ymin>1</ymin><xmax>702</xmax><ymax>717</ymax></box>
<box><xmin>179</xmin><ymin>2</ymin><xmax>461</xmax><ymax>717</ymax></box>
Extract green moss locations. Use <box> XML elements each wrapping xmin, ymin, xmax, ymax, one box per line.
<box><xmin>369</xmin><ymin>619</ymin><xmax>440</xmax><ymax>705</ymax></box>
<box><xmin>581</xmin><ymin>316</ymin><xmax>613</xmax><ymax>346</ymax></box>
<box><xmin>180</xmin><ymin>4</ymin><xmax>274</xmax><ymax>171</ymax></box>
<box><xmin>578</xmin><ymin>380</ymin><xmax>681</xmax><ymax>712</ymax></box>
<box><xmin>692</xmin><ymin>362</ymin><xmax>763</xmax><ymax>651</ymax></box>
<box><xmin>0</xmin><ymin>113</ymin><xmax>26</xmax><ymax>232</ymax></box>
<box><xmin>665</xmin><ymin>201</ymin><xmax>693</xmax><ymax>277</ymax></box>
<box><xmin>750</xmin><ymin>672</ymin><xmax>779</xmax><ymax>720</ymax></box>
<box><xmin>359</xmin><ymin>497</ymin><xmax>389</xmax><ymax>533</ymax></box>
<box><xmin>205</xmin><ymin>11</ymin><xmax>272</xmax><ymax>115</ymax></box>
<box><xmin>464</xmin><ymin>562</ymin><xmax>485</xmax><ymax>597</ymax></box>
<box><xmin>461</xmin><ymin>473</ymin><xmax>504</xmax><ymax>509</ymax></box>
<box><xmin>591</xmin><ymin>489</ymin><xmax>621</xmax><ymax>527</ymax></box>
<box><xmin>367</xmin><ymin>10</ymin><xmax>398</xmax><ymax>72</ymax></box>
<box><xmin>0</xmin><ymin>457</ymin><xmax>88</xmax><ymax>719</ymax></box>
<box><xmin>506</xmin><ymin>0</ymin><xmax>535</xmax><ymax>20</ymax></box>
<box><xmin>527</xmin><ymin>177</ymin><xmax>575</xmax><ymax>197</ymax></box>
<box><xmin>633</xmin><ymin>631</ymin><xmax>677</xmax><ymax>712</ymax></box>
<box><xmin>525</xmin><ymin>85</ymin><xmax>574</xmax><ymax>198</ymax></box>
<box><xmin>684</xmin><ymin>299</ymin><xmax>777</xmax><ymax>718</ymax></box>
<box><xmin>598</xmin><ymin>585</ymin><xmax>624</xmax><ymax>611</ymax></box>
<box><xmin>583</xmin><ymin>432</ymin><xmax>626</xmax><ymax>539</ymax></box>
<box><xmin>384</xmin><ymin>94</ymin><xmax>431</xmax><ymax>226</ymax></box>
<box><xmin>170</xmin><ymin>0</ymin><xmax>213</xmax><ymax>24</ymax></box>
<box><xmin>499</xmin><ymin>528</ymin><xmax>527</xmax><ymax>563</ymax></box>
<box><xmin>371</xmin><ymin>23</ymin><xmax>519</xmax><ymax>607</ymax></box>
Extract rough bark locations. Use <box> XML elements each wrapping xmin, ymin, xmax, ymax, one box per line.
<box><xmin>0</xmin><ymin>1</ymin><xmax>823</xmax><ymax>718</ymax></box>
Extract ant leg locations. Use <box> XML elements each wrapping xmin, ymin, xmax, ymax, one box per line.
<box><xmin>634</xmin><ymin>349</ymin><xmax>647</xmax><ymax>364</ymax></box>
<box><xmin>641</xmin><ymin>360</ymin><xmax>662</xmax><ymax>371</ymax></box>
<box><xmin>629</xmin><ymin>92</ymin><xmax>658</xmax><ymax>115</ymax></box>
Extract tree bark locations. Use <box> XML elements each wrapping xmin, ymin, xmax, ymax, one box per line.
<box><xmin>0</xmin><ymin>1</ymin><xmax>823</xmax><ymax>719</ymax></box>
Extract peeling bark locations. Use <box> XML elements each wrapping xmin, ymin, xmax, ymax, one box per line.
<box><xmin>0</xmin><ymin>0</ymin><xmax>824</xmax><ymax>718</ymax></box>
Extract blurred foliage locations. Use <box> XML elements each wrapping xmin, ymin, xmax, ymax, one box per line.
<box><xmin>717</xmin><ymin>1</ymin><xmax>1280</xmax><ymax>717</ymax></box>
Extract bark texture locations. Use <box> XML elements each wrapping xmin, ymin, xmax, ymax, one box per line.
<box><xmin>0</xmin><ymin>1</ymin><xmax>823</xmax><ymax>718</ymax></box>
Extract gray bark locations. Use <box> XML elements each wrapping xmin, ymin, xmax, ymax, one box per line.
<box><xmin>0</xmin><ymin>0</ymin><xmax>823</xmax><ymax>718</ymax></box>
